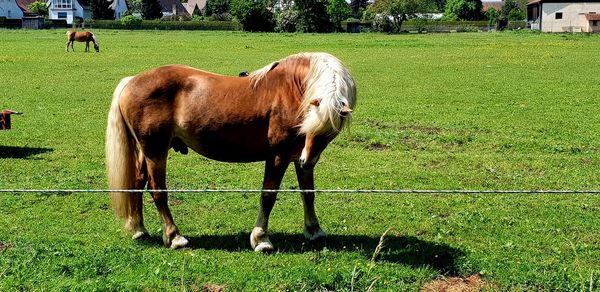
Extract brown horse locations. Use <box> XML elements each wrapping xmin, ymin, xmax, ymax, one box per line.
<box><xmin>106</xmin><ymin>52</ymin><xmax>356</xmax><ymax>251</ymax></box>
<box><xmin>66</xmin><ymin>31</ymin><xmax>99</xmax><ymax>52</ymax></box>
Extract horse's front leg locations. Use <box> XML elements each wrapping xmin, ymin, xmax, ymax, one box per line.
<box><xmin>250</xmin><ymin>155</ymin><xmax>289</xmax><ymax>252</ymax></box>
<box><xmin>146</xmin><ymin>157</ymin><xmax>188</xmax><ymax>249</ymax></box>
<box><xmin>66</xmin><ymin>41</ymin><xmax>72</xmax><ymax>52</ymax></box>
<box><xmin>294</xmin><ymin>162</ymin><xmax>326</xmax><ymax>241</ymax></box>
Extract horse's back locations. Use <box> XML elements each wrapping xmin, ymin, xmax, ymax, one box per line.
<box><xmin>67</xmin><ymin>31</ymin><xmax>93</xmax><ymax>42</ymax></box>
<box><xmin>118</xmin><ymin>64</ymin><xmax>299</xmax><ymax>162</ymax></box>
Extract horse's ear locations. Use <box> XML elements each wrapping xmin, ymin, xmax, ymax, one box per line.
<box><xmin>309</xmin><ymin>99</ymin><xmax>320</xmax><ymax>107</ymax></box>
<box><xmin>340</xmin><ymin>105</ymin><xmax>353</xmax><ymax>116</ymax></box>
<box><xmin>269</xmin><ymin>62</ymin><xmax>279</xmax><ymax>72</ymax></box>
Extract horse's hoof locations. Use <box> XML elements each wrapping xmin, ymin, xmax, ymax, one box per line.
<box><xmin>250</xmin><ymin>227</ymin><xmax>274</xmax><ymax>252</ymax></box>
<box><xmin>304</xmin><ymin>227</ymin><xmax>327</xmax><ymax>241</ymax></box>
<box><xmin>170</xmin><ymin>235</ymin><xmax>189</xmax><ymax>249</ymax></box>
<box><xmin>254</xmin><ymin>241</ymin><xmax>274</xmax><ymax>252</ymax></box>
<box><xmin>132</xmin><ymin>230</ymin><xmax>149</xmax><ymax>240</ymax></box>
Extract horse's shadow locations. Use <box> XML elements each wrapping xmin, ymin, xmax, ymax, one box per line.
<box><xmin>138</xmin><ymin>232</ymin><xmax>464</xmax><ymax>275</ymax></box>
<box><xmin>0</xmin><ymin>146</ymin><xmax>53</xmax><ymax>159</ymax></box>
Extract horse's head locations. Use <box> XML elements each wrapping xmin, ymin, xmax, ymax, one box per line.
<box><xmin>91</xmin><ymin>34</ymin><xmax>100</xmax><ymax>52</ymax></box>
<box><xmin>296</xmin><ymin>53</ymin><xmax>356</xmax><ymax>169</ymax></box>
<box><xmin>248</xmin><ymin>52</ymin><xmax>356</xmax><ymax>169</ymax></box>
<box><xmin>298</xmin><ymin>100</ymin><xmax>354</xmax><ymax>169</ymax></box>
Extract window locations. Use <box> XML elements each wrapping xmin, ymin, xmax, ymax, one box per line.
<box><xmin>54</xmin><ymin>0</ymin><xmax>72</xmax><ymax>9</ymax></box>
<box><xmin>556</xmin><ymin>12</ymin><xmax>563</xmax><ymax>19</ymax></box>
<box><xmin>58</xmin><ymin>12</ymin><xmax>67</xmax><ymax>18</ymax></box>
<box><xmin>593</xmin><ymin>20</ymin><xmax>599</xmax><ymax>26</ymax></box>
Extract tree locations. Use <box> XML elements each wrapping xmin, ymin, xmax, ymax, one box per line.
<box><xmin>206</xmin><ymin>0</ymin><xmax>230</xmax><ymax>17</ymax></box>
<box><xmin>484</xmin><ymin>0</ymin><xmax>524</xmax><ymax>30</ymax></box>
<box><xmin>230</xmin><ymin>0</ymin><xmax>274</xmax><ymax>31</ymax></box>
<box><xmin>485</xmin><ymin>7</ymin><xmax>499</xmax><ymax>26</ymax></box>
<box><xmin>295</xmin><ymin>0</ymin><xmax>332</xmax><ymax>32</ymax></box>
<box><xmin>443</xmin><ymin>0</ymin><xmax>483</xmax><ymax>20</ymax></box>
<box><xmin>27</xmin><ymin>1</ymin><xmax>48</xmax><ymax>17</ymax></box>
<box><xmin>432</xmin><ymin>0</ymin><xmax>445</xmax><ymax>12</ymax></box>
<box><xmin>502</xmin><ymin>0</ymin><xmax>525</xmax><ymax>20</ymax></box>
<box><xmin>366</xmin><ymin>0</ymin><xmax>434</xmax><ymax>32</ymax></box>
<box><xmin>142</xmin><ymin>0</ymin><xmax>163</xmax><ymax>20</ymax></box>
<box><xmin>275</xmin><ymin>9</ymin><xmax>299</xmax><ymax>32</ymax></box>
<box><xmin>128</xmin><ymin>0</ymin><xmax>143</xmax><ymax>14</ymax></box>
<box><xmin>91</xmin><ymin>0</ymin><xmax>114</xmax><ymax>20</ymax></box>
<box><xmin>350</xmin><ymin>0</ymin><xmax>368</xmax><ymax>18</ymax></box>
<box><xmin>327</xmin><ymin>0</ymin><xmax>351</xmax><ymax>31</ymax></box>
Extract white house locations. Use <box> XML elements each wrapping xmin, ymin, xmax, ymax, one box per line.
<box><xmin>46</xmin><ymin>0</ymin><xmax>127</xmax><ymax>24</ymax></box>
<box><xmin>528</xmin><ymin>0</ymin><xmax>600</xmax><ymax>32</ymax></box>
<box><xmin>0</xmin><ymin>0</ymin><xmax>25</xmax><ymax>19</ymax></box>
<box><xmin>110</xmin><ymin>0</ymin><xmax>127</xmax><ymax>19</ymax></box>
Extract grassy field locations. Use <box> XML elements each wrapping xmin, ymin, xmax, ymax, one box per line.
<box><xmin>1</xmin><ymin>29</ymin><xmax>599</xmax><ymax>290</ymax></box>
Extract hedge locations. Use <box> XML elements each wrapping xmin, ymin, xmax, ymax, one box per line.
<box><xmin>0</xmin><ymin>17</ymin><xmax>23</xmax><ymax>29</ymax></box>
<box><xmin>83</xmin><ymin>19</ymin><xmax>242</xmax><ymax>31</ymax></box>
<box><xmin>342</xmin><ymin>20</ymin><xmax>528</xmax><ymax>33</ymax></box>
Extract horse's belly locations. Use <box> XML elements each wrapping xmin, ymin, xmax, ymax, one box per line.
<box><xmin>179</xmin><ymin>130</ymin><xmax>271</xmax><ymax>162</ymax></box>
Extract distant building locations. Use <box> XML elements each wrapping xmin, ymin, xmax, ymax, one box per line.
<box><xmin>45</xmin><ymin>0</ymin><xmax>127</xmax><ymax>24</ymax></box>
<box><xmin>183</xmin><ymin>0</ymin><xmax>206</xmax><ymax>16</ymax></box>
<box><xmin>483</xmin><ymin>0</ymin><xmax>504</xmax><ymax>12</ymax></box>
<box><xmin>0</xmin><ymin>0</ymin><xmax>25</xmax><ymax>19</ymax></box>
<box><xmin>159</xmin><ymin>0</ymin><xmax>189</xmax><ymax>17</ymax></box>
<box><xmin>527</xmin><ymin>0</ymin><xmax>600</xmax><ymax>32</ymax></box>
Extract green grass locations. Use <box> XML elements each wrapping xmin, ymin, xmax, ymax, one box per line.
<box><xmin>1</xmin><ymin>30</ymin><xmax>600</xmax><ymax>290</ymax></box>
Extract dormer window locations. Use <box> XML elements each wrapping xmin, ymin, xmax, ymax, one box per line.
<box><xmin>54</xmin><ymin>0</ymin><xmax>72</xmax><ymax>9</ymax></box>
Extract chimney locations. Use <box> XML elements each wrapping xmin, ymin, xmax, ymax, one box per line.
<box><xmin>172</xmin><ymin>4</ymin><xmax>177</xmax><ymax>15</ymax></box>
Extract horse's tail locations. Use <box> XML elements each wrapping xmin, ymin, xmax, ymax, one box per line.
<box><xmin>106</xmin><ymin>76</ymin><xmax>140</xmax><ymax>220</ymax></box>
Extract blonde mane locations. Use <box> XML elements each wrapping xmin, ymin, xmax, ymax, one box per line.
<box><xmin>249</xmin><ymin>53</ymin><xmax>357</xmax><ymax>136</ymax></box>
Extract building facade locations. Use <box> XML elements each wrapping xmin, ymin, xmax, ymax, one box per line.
<box><xmin>0</xmin><ymin>0</ymin><xmax>25</xmax><ymax>19</ymax></box>
<box><xmin>528</xmin><ymin>0</ymin><xmax>600</xmax><ymax>32</ymax></box>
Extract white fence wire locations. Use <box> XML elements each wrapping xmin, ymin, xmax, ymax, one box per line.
<box><xmin>0</xmin><ymin>189</ymin><xmax>599</xmax><ymax>194</ymax></box>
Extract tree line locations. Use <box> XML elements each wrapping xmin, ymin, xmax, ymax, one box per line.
<box><xmin>26</xmin><ymin>0</ymin><xmax>527</xmax><ymax>32</ymax></box>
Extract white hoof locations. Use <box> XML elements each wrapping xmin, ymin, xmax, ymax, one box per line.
<box><xmin>132</xmin><ymin>230</ymin><xmax>148</xmax><ymax>240</ymax></box>
<box><xmin>250</xmin><ymin>227</ymin><xmax>274</xmax><ymax>252</ymax></box>
<box><xmin>170</xmin><ymin>235</ymin><xmax>189</xmax><ymax>249</ymax></box>
<box><xmin>253</xmin><ymin>241</ymin><xmax>274</xmax><ymax>252</ymax></box>
<box><xmin>304</xmin><ymin>228</ymin><xmax>327</xmax><ymax>241</ymax></box>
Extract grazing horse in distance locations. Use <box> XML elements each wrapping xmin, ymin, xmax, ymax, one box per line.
<box><xmin>66</xmin><ymin>31</ymin><xmax>99</xmax><ymax>52</ymax></box>
<box><xmin>106</xmin><ymin>52</ymin><xmax>356</xmax><ymax>251</ymax></box>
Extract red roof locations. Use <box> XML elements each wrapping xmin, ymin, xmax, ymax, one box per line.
<box><xmin>16</xmin><ymin>0</ymin><xmax>41</xmax><ymax>12</ymax></box>
<box><xmin>483</xmin><ymin>1</ymin><xmax>504</xmax><ymax>12</ymax></box>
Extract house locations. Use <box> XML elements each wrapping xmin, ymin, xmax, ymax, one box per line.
<box><xmin>183</xmin><ymin>0</ymin><xmax>206</xmax><ymax>16</ymax></box>
<box><xmin>46</xmin><ymin>0</ymin><xmax>127</xmax><ymax>24</ymax></box>
<box><xmin>159</xmin><ymin>0</ymin><xmax>189</xmax><ymax>17</ymax></box>
<box><xmin>527</xmin><ymin>0</ymin><xmax>600</xmax><ymax>32</ymax></box>
<box><xmin>483</xmin><ymin>0</ymin><xmax>504</xmax><ymax>12</ymax></box>
<box><xmin>0</xmin><ymin>0</ymin><xmax>25</xmax><ymax>19</ymax></box>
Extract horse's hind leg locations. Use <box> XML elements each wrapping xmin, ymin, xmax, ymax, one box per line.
<box><xmin>250</xmin><ymin>155</ymin><xmax>289</xmax><ymax>252</ymax></box>
<box><xmin>126</xmin><ymin>151</ymin><xmax>149</xmax><ymax>239</ymax></box>
<box><xmin>294</xmin><ymin>162</ymin><xmax>326</xmax><ymax>241</ymax></box>
<box><xmin>145</xmin><ymin>156</ymin><xmax>188</xmax><ymax>249</ymax></box>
